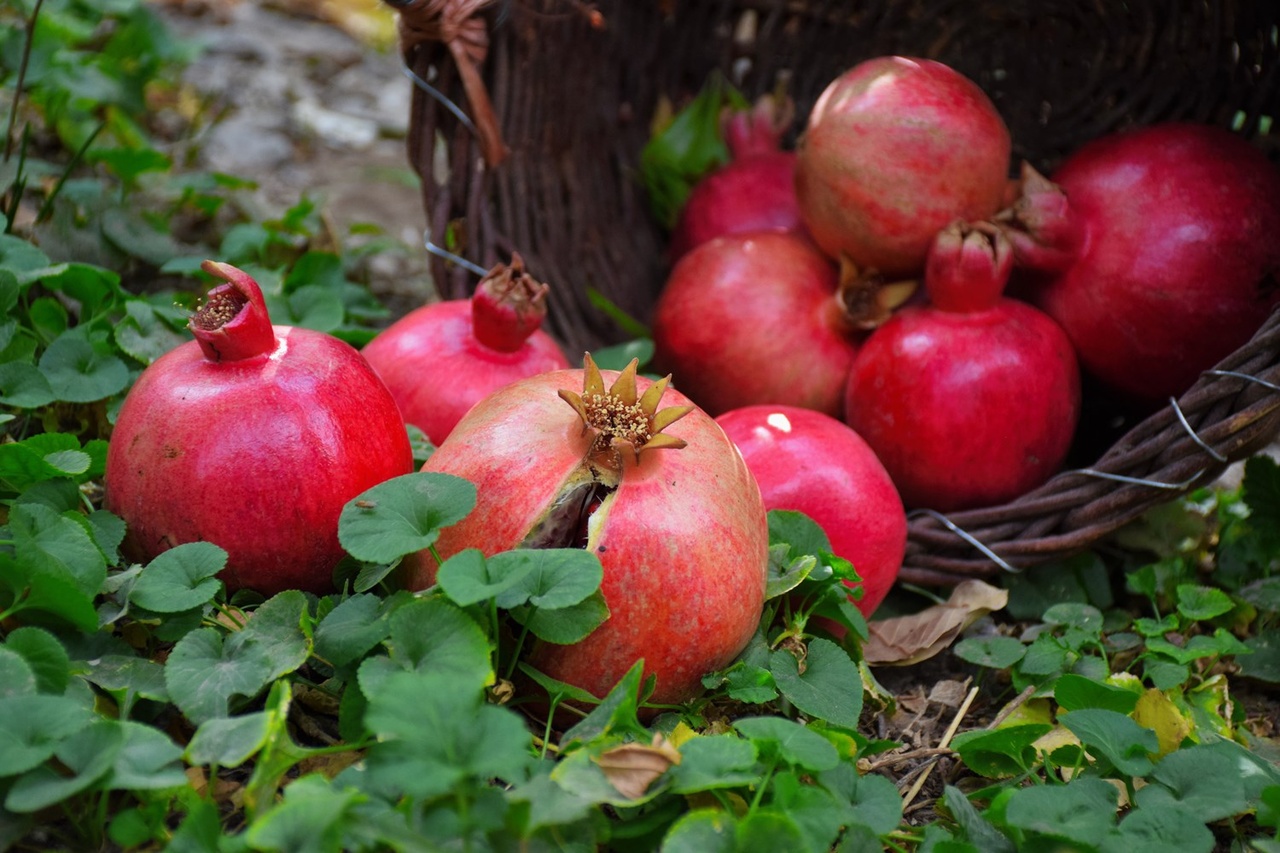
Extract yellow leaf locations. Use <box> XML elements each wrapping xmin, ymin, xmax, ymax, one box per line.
<box><xmin>1133</xmin><ymin>689</ymin><xmax>1192</xmax><ymax>756</ymax></box>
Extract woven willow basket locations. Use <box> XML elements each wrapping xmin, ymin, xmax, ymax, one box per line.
<box><xmin>387</xmin><ymin>0</ymin><xmax>1280</xmax><ymax>587</ymax></box>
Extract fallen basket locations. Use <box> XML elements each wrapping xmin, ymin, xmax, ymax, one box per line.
<box><xmin>386</xmin><ymin>0</ymin><xmax>1280</xmax><ymax>587</ymax></box>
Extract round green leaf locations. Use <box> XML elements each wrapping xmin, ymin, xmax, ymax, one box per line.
<box><xmin>164</xmin><ymin>627</ymin><xmax>277</xmax><ymax>725</ymax></box>
<box><xmin>0</xmin><ymin>649</ymin><xmax>37</xmax><ymax>700</ymax></box>
<box><xmin>954</xmin><ymin>635</ymin><xmax>1027</xmax><ymax>669</ymax></box>
<box><xmin>1100</xmin><ymin>801</ymin><xmax>1214</xmax><ymax>853</ymax></box>
<box><xmin>0</xmin><ymin>695</ymin><xmax>96</xmax><ymax>779</ymax></box>
<box><xmin>732</xmin><ymin>716</ymin><xmax>840</xmax><ymax>773</ymax></box>
<box><xmin>38</xmin><ymin>334</ymin><xmax>130</xmax><ymax>403</ymax></box>
<box><xmin>0</xmin><ymin>362</ymin><xmax>55</xmax><ymax>409</ymax></box>
<box><xmin>337</xmin><ymin>472</ymin><xmax>477</xmax><ymax>564</ymax></box>
<box><xmin>4</xmin><ymin>626</ymin><xmax>71</xmax><ymax>696</ymax></box>
<box><xmin>769</xmin><ymin>638</ymin><xmax>863</xmax><ymax>729</ymax></box>
<box><xmin>1060</xmin><ymin>708</ymin><xmax>1158</xmax><ymax>777</ymax></box>
<box><xmin>662</xmin><ymin>808</ymin><xmax>736</xmax><ymax>853</ymax></box>
<box><xmin>129</xmin><ymin>542</ymin><xmax>227</xmax><ymax>613</ymax></box>
<box><xmin>238</xmin><ymin>591</ymin><xmax>312</xmax><ymax>680</ymax></box>
<box><xmin>185</xmin><ymin>711</ymin><xmax>271</xmax><ymax>768</ymax></box>
<box><xmin>4</xmin><ymin>720</ymin><xmax>125</xmax><ymax>813</ymax></box>
<box><xmin>1003</xmin><ymin>776</ymin><xmax>1119</xmax><ymax>847</ymax></box>
<box><xmin>667</xmin><ymin>735</ymin><xmax>759</xmax><ymax>794</ymax></box>
<box><xmin>491</xmin><ymin>549</ymin><xmax>604</xmax><ymax>610</ymax></box>
<box><xmin>358</xmin><ymin>597</ymin><xmax>493</xmax><ymax>696</ymax></box>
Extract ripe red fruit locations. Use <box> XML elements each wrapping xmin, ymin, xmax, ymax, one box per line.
<box><xmin>652</xmin><ymin>231</ymin><xmax>860</xmax><ymax>418</ymax></box>
<box><xmin>796</xmin><ymin>56</ymin><xmax>1012</xmax><ymax>277</ymax></box>
<box><xmin>668</xmin><ymin>96</ymin><xmax>803</xmax><ymax>262</ymax></box>
<box><xmin>104</xmin><ymin>261</ymin><xmax>415</xmax><ymax>596</ymax></box>
<box><xmin>361</xmin><ymin>255</ymin><xmax>570</xmax><ymax>445</ymax></box>
<box><xmin>997</xmin><ymin>122</ymin><xmax>1280</xmax><ymax>406</ymax></box>
<box><xmin>845</xmin><ymin>222</ymin><xmax>1080</xmax><ymax>512</ymax></box>
<box><xmin>408</xmin><ymin>355</ymin><xmax>769</xmax><ymax>705</ymax></box>
<box><xmin>716</xmin><ymin>405</ymin><xmax>906</xmax><ymax>617</ymax></box>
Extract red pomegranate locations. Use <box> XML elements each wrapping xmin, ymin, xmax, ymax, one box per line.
<box><xmin>997</xmin><ymin>123</ymin><xmax>1280</xmax><ymax>406</ymax></box>
<box><xmin>409</xmin><ymin>355</ymin><xmax>769</xmax><ymax>706</ymax></box>
<box><xmin>361</xmin><ymin>255</ymin><xmax>569</xmax><ymax>445</ymax></box>
<box><xmin>716</xmin><ymin>405</ymin><xmax>906</xmax><ymax>617</ymax></box>
<box><xmin>651</xmin><ymin>231</ymin><xmax>860</xmax><ymax>418</ymax></box>
<box><xmin>105</xmin><ymin>261</ymin><xmax>415</xmax><ymax>596</ymax></box>
<box><xmin>668</xmin><ymin>95</ymin><xmax>803</xmax><ymax>262</ymax></box>
<box><xmin>795</xmin><ymin>56</ymin><xmax>1012</xmax><ymax>277</ymax></box>
<box><xmin>845</xmin><ymin>222</ymin><xmax>1080</xmax><ymax>512</ymax></box>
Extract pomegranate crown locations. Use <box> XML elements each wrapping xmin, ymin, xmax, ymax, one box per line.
<box><xmin>558</xmin><ymin>353</ymin><xmax>692</xmax><ymax>468</ymax></box>
<box><xmin>472</xmin><ymin>252</ymin><xmax>551</xmax><ymax>352</ymax></box>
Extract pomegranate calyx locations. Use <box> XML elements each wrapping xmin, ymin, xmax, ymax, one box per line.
<box><xmin>994</xmin><ymin>162</ymin><xmax>1082</xmax><ymax>273</ymax></box>
<box><xmin>835</xmin><ymin>255</ymin><xmax>918</xmax><ymax>330</ymax></box>
<box><xmin>924</xmin><ymin>219</ymin><xmax>1013</xmax><ymax>313</ymax></box>
<box><xmin>191</xmin><ymin>260</ymin><xmax>277</xmax><ymax>363</ymax></box>
<box><xmin>559</xmin><ymin>353</ymin><xmax>692</xmax><ymax>476</ymax></box>
<box><xmin>723</xmin><ymin>92</ymin><xmax>795</xmax><ymax>161</ymax></box>
<box><xmin>471</xmin><ymin>252</ymin><xmax>551</xmax><ymax>352</ymax></box>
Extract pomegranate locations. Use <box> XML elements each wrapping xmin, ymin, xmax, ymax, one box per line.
<box><xmin>795</xmin><ymin>56</ymin><xmax>1012</xmax><ymax>277</ymax></box>
<box><xmin>716</xmin><ymin>405</ymin><xmax>906</xmax><ymax>617</ymax></box>
<box><xmin>997</xmin><ymin>122</ymin><xmax>1280</xmax><ymax>406</ymax></box>
<box><xmin>651</xmin><ymin>231</ymin><xmax>859</xmax><ymax>418</ymax></box>
<box><xmin>361</xmin><ymin>254</ymin><xmax>569</xmax><ymax>445</ymax></box>
<box><xmin>408</xmin><ymin>355</ymin><xmax>769</xmax><ymax>706</ymax></box>
<box><xmin>668</xmin><ymin>95</ymin><xmax>803</xmax><ymax>262</ymax></box>
<box><xmin>844</xmin><ymin>222</ymin><xmax>1080</xmax><ymax>512</ymax></box>
<box><xmin>104</xmin><ymin>260</ymin><xmax>415</xmax><ymax>596</ymax></box>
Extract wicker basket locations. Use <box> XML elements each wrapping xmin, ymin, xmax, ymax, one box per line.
<box><xmin>387</xmin><ymin>0</ymin><xmax>1280</xmax><ymax>587</ymax></box>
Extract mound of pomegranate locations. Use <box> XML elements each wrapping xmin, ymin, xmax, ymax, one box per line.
<box><xmin>997</xmin><ymin>122</ymin><xmax>1280</xmax><ymax>406</ymax></box>
<box><xmin>361</xmin><ymin>254</ymin><xmax>569</xmax><ymax>445</ymax></box>
<box><xmin>845</xmin><ymin>222</ymin><xmax>1080</xmax><ymax>512</ymax></box>
<box><xmin>105</xmin><ymin>261</ymin><xmax>415</xmax><ymax>596</ymax></box>
<box><xmin>795</xmin><ymin>56</ymin><xmax>1012</xmax><ymax>277</ymax></box>
<box><xmin>668</xmin><ymin>95</ymin><xmax>803</xmax><ymax>262</ymax></box>
<box><xmin>409</xmin><ymin>355</ymin><xmax>769</xmax><ymax>706</ymax></box>
<box><xmin>716</xmin><ymin>405</ymin><xmax>906</xmax><ymax>617</ymax></box>
<box><xmin>651</xmin><ymin>230</ymin><xmax>859</xmax><ymax>418</ymax></box>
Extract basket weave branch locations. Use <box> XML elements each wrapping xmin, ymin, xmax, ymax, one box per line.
<box><xmin>389</xmin><ymin>0</ymin><xmax>1280</xmax><ymax>586</ymax></box>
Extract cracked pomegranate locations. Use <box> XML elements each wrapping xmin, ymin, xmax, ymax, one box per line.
<box><xmin>409</xmin><ymin>355</ymin><xmax>769</xmax><ymax>706</ymax></box>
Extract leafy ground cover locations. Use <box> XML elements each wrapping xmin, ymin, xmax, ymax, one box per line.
<box><xmin>1</xmin><ymin>2</ymin><xmax>1278</xmax><ymax>851</ymax></box>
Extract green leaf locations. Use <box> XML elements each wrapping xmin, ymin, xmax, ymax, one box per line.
<box><xmin>1053</xmin><ymin>673</ymin><xmax>1141</xmax><ymax>714</ymax></box>
<box><xmin>164</xmin><ymin>627</ymin><xmax>277</xmax><ymax>724</ymax></box>
<box><xmin>106</xmin><ymin>721</ymin><xmax>187</xmax><ymax>791</ymax></box>
<box><xmin>4</xmin><ymin>626</ymin><xmax>70</xmax><ymax>695</ymax></box>
<box><xmin>37</xmin><ymin>333</ymin><xmax>130</xmax><ymax>402</ymax></box>
<box><xmin>0</xmin><ymin>694</ymin><xmax>94</xmax><ymax>777</ymax></box>
<box><xmin>185</xmin><ymin>711</ymin><xmax>272</xmax><ymax>769</ymax></box>
<box><xmin>769</xmin><ymin>638</ymin><xmax>863</xmax><ymax>729</ymax></box>
<box><xmin>357</xmin><ymin>597</ymin><xmax>494</xmax><ymax>696</ymax></box>
<box><xmin>1099</xmin><ymin>801</ymin><xmax>1214</xmax><ymax>853</ymax></box>
<box><xmin>1136</xmin><ymin>742</ymin><xmax>1251</xmax><ymax>823</ymax></box>
<box><xmin>949</xmin><ymin>724</ymin><xmax>1051</xmax><ymax>778</ymax></box>
<box><xmin>589</xmin><ymin>338</ymin><xmax>654</xmax><ymax>372</ymax></box>
<box><xmin>82</xmin><ymin>655</ymin><xmax>169</xmax><ymax>703</ymax></box>
<box><xmin>0</xmin><ymin>363</ymin><xmax>55</xmax><ymax>409</ymax></box>
<box><xmin>661</xmin><ymin>808</ymin><xmax>736</xmax><ymax>853</ymax></box>
<box><xmin>768</xmin><ymin>510</ymin><xmax>834</xmax><ymax>563</ymax></box>
<box><xmin>954</xmin><ymin>636</ymin><xmax>1027</xmax><ymax>669</ymax></box>
<box><xmin>5</xmin><ymin>720</ymin><xmax>125</xmax><ymax>812</ymax></box>
<box><xmin>939</xmin><ymin>786</ymin><xmax>1015</xmax><ymax>853</ymax></box>
<box><xmin>491</xmin><ymin>549</ymin><xmax>604</xmax><ymax>610</ymax></box>
<box><xmin>128</xmin><ymin>541</ymin><xmax>226</xmax><ymax>612</ymax></box>
<box><xmin>313</xmin><ymin>593</ymin><xmax>392</xmax><ymax>669</ymax></box>
<box><xmin>1060</xmin><ymin>708</ymin><xmax>1158</xmax><ymax>776</ymax></box>
<box><xmin>8</xmin><ymin>502</ymin><xmax>108</xmax><ymax>598</ymax></box>
<box><xmin>1002</xmin><ymin>777</ymin><xmax>1119</xmax><ymax>847</ymax></box>
<box><xmin>1174</xmin><ymin>584</ymin><xmax>1235</xmax><ymax>621</ymax></box>
<box><xmin>0</xmin><ymin>649</ymin><xmax>37</xmax><ymax>699</ymax></box>
<box><xmin>0</xmin><ymin>553</ymin><xmax>99</xmax><ymax>631</ymax></box>
<box><xmin>560</xmin><ymin>659</ymin><xmax>648</xmax><ymax>744</ymax></box>
<box><xmin>1242</xmin><ymin>455</ymin><xmax>1280</xmax><ymax>552</ymax></box>
<box><xmin>667</xmin><ymin>734</ymin><xmax>759</xmax><ymax>794</ymax></box>
<box><xmin>245</xmin><ymin>774</ymin><xmax>363</xmax><ymax>853</ymax></box>
<box><xmin>114</xmin><ymin>300</ymin><xmax>186</xmax><ymax>365</ymax></box>
<box><xmin>337</xmin><ymin>472</ymin><xmax>476</xmax><ymax>564</ymax></box>
<box><xmin>1238</xmin><ymin>630</ymin><xmax>1280</xmax><ymax>683</ymax></box>
<box><xmin>513</xmin><ymin>590</ymin><xmax>610</xmax><ymax>644</ymax></box>
<box><xmin>770</xmin><ymin>777</ymin><xmax>850</xmax><ymax>852</ymax></box>
<box><xmin>823</xmin><ymin>765</ymin><xmax>904</xmax><ymax>837</ymax></box>
<box><xmin>766</xmin><ymin>543</ymin><xmax>818</xmax><ymax>600</ymax></box>
<box><xmin>437</xmin><ymin>548</ymin><xmax>524</xmax><ymax>606</ymax></box>
<box><xmin>732</xmin><ymin>716</ymin><xmax>840</xmax><ymax>773</ymax></box>
<box><xmin>505</xmin><ymin>769</ymin><xmax>599</xmax><ymax>836</ymax></box>
<box><xmin>239</xmin><ymin>590</ymin><xmax>312</xmax><ymax>680</ymax></box>
<box><xmin>363</xmin><ymin>672</ymin><xmax>532</xmax><ymax>800</ymax></box>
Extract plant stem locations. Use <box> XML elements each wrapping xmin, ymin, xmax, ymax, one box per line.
<box><xmin>3</xmin><ymin>0</ymin><xmax>43</xmax><ymax>163</ymax></box>
<box><xmin>36</xmin><ymin>120</ymin><xmax>105</xmax><ymax>224</ymax></box>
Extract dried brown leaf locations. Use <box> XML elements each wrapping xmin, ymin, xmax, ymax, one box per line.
<box><xmin>594</xmin><ymin>733</ymin><xmax>681</xmax><ymax>799</ymax></box>
<box><xmin>863</xmin><ymin>580</ymin><xmax>1008</xmax><ymax>666</ymax></box>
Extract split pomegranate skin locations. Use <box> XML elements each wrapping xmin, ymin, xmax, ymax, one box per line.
<box><xmin>105</xmin><ymin>261</ymin><xmax>415</xmax><ymax>596</ymax></box>
<box><xmin>410</xmin><ymin>357</ymin><xmax>769</xmax><ymax>706</ymax></box>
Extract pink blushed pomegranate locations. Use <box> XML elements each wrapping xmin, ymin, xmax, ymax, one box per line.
<box><xmin>652</xmin><ymin>231</ymin><xmax>860</xmax><ymax>418</ymax></box>
<box><xmin>104</xmin><ymin>261</ymin><xmax>415</xmax><ymax>596</ymax></box>
<box><xmin>668</xmin><ymin>96</ymin><xmax>804</xmax><ymax>262</ymax></box>
<box><xmin>997</xmin><ymin>122</ymin><xmax>1280</xmax><ymax>406</ymax></box>
<box><xmin>796</xmin><ymin>56</ymin><xmax>1012</xmax><ymax>277</ymax></box>
<box><xmin>716</xmin><ymin>405</ymin><xmax>906</xmax><ymax>617</ymax></box>
<box><xmin>410</xmin><ymin>355</ymin><xmax>769</xmax><ymax>706</ymax></box>
<box><xmin>361</xmin><ymin>254</ymin><xmax>570</xmax><ymax>445</ymax></box>
<box><xmin>845</xmin><ymin>222</ymin><xmax>1080</xmax><ymax>512</ymax></box>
